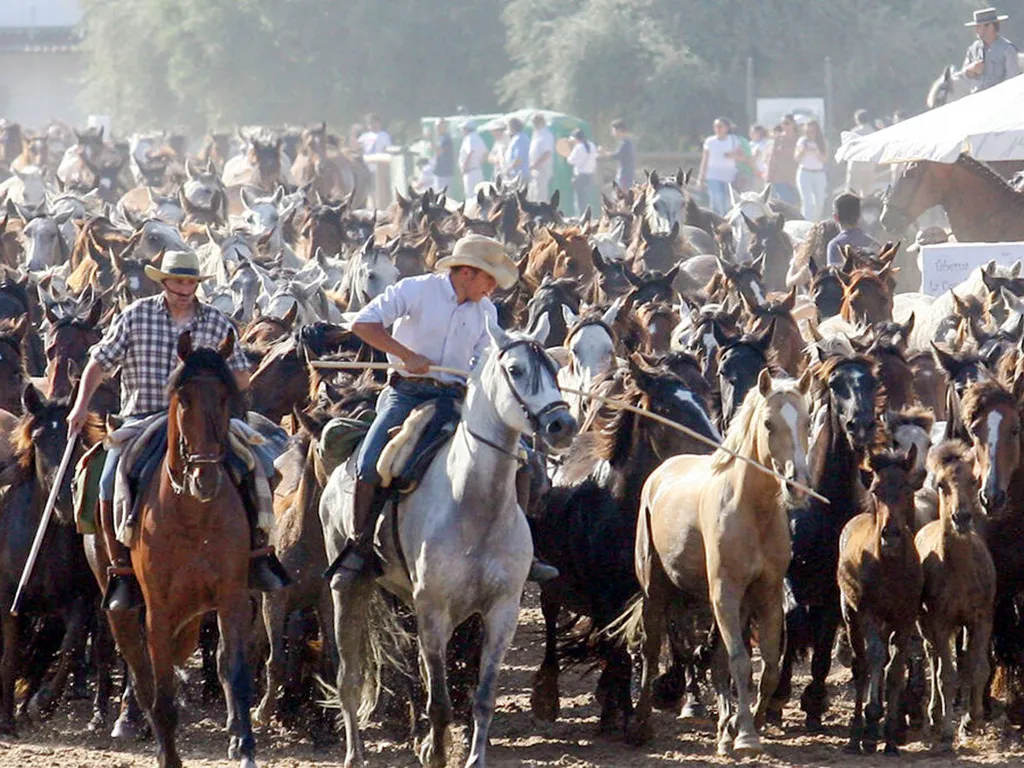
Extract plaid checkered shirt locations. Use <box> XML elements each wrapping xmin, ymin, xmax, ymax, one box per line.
<box><xmin>91</xmin><ymin>295</ymin><xmax>249</xmax><ymax>417</ymax></box>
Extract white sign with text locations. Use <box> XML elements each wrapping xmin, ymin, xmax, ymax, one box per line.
<box><xmin>919</xmin><ymin>241</ymin><xmax>1024</xmax><ymax>296</ymax></box>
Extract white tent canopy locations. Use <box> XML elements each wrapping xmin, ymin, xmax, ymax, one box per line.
<box><xmin>835</xmin><ymin>73</ymin><xmax>1024</xmax><ymax>165</ymax></box>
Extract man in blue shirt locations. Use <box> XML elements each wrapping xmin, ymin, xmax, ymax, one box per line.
<box><xmin>826</xmin><ymin>193</ymin><xmax>878</xmax><ymax>266</ymax></box>
<box><xmin>604</xmin><ymin>118</ymin><xmax>635</xmax><ymax>189</ymax></box>
<box><xmin>432</xmin><ymin>118</ymin><xmax>454</xmax><ymax>193</ymax></box>
<box><xmin>330</xmin><ymin>234</ymin><xmax>558</xmax><ymax>586</ymax></box>
<box><xmin>504</xmin><ymin>117</ymin><xmax>530</xmax><ymax>185</ymax></box>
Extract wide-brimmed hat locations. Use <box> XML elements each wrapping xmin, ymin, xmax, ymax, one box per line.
<box><xmin>906</xmin><ymin>226</ymin><xmax>950</xmax><ymax>252</ymax></box>
<box><xmin>966</xmin><ymin>7</ymin><xmax>1008</xmax><ymax>26</ymax></box>
<box><xmin>144</xmin><ymin>249</ymin><xmax>213</xmax><ymax>283</ymax></box>
<box><xmin>435</xmin><ymin>234</ymin><xmax>518</xmax><ymax>290</ymax></box>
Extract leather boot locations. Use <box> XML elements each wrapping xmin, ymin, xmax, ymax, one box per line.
<box><xmin>99</xmin><ymin>500</ymin><xmax>142</xmax><ymax>612</ymax></box>
<box><xmin>325</xmin><ymin>479</ymin><xmax>380</xmax><ymax>590</ymax></box>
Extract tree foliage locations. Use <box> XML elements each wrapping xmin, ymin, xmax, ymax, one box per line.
<box><xmin>81</xmin><ymin>0</ymin><xmax>991</xmax><ymax>147</ymax></box>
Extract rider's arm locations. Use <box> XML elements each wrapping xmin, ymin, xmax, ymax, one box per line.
<box><xmin>352</xmin><ymin>322</ymin><xmax>430</xmax><ymax>374</ymax></box>
<box><xmin>68</xmin><ymin>357</ymin><xmax>108</xmax><ymax>432</ymax></box>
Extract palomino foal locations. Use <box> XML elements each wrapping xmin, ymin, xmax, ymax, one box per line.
<box><xmin>629</xmin><ymin>369</ymin><xmax>811</xmax><ymax>756</ymax></box>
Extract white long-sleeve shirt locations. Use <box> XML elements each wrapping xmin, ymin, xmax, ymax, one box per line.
<box><xmin>353</xmin><ymin>272</ymin><xmax>497</xmax><ymax>384</ymax></box>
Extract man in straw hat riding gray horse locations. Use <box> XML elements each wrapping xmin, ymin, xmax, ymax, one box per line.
<box><xmin>68</xmin><ymin>249</ymin><xmax>291</xmax><ymax>611</ymax></box>
<box><xmin>327</xmin><ymin>233</ymin><xmax>560</xmax><ymax>586</ymax></box>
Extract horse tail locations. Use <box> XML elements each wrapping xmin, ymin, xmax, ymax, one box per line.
<box><xmin>318</xmin><ymin>588</ymin><xmax>415</xmax><ymax>727</ymax></box>
<box><xmin>602</xmin><ymin>592</ymin><xmax>645</xmax><ymax>650</ymax></box>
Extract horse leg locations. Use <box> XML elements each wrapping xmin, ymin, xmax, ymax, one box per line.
<box><xmin>417</xmin><ymin>606</ymin><xmax>453</xmax><ymax>768</ymax></box>
<box><xmin>466</xmin><ymin>598</ymin><xmax>520</xmax><ymax>768</ymax></box>
<box><xmin>530</xmin><ymin>587</ymin><xmax>561</xmax><ymax>723</ymax></box>
<box><xmin>146</xmin><ymin>612</ymin><xmax>183</xmax><ymax>768</ymax></box>
<box><xmin>29</xmin><ymin>596</ymin><xmax>90</xmax><ymax>719</ymax></box>
<box><xmin>0</xmin><ymin>613</ymin><xmax>20</xmax><ymax>735</ymax></box>
<box><xmin>709</xmin><ymin>629</ymin><xmax>735</xmax><ymax>755</ymax></box>
<box><xmin>860</xmin><ymin>617</ymin><xmax>887</xmax><ymax>754</ymax></box>
<box><xmin>218</xmin><ymin>596</ymin><xmax>257</xmax><ymax>767</ymax></box>
<box><xmin>844</xmin><ymin>608</ymin><xmax>868</xmax><ymax>754</ymax></box>
<box><xmin>803</xmin><ymin>603</ymin><xmax>839</xmax><ymax>730</ymax></box>
<box><xmin>711</xmin><ymin>580</ymin><xmax>759</xmax><ymax>757</ymax></box>
<box><xmin>332</xmin><ymin>581</ymin><xmax>373</xmax><ymax>768</ymax></box>
<box><xmin>751</xmin><ymin>583</ymin><xmax>785</xmax><ymax>730</ymax></box>
<box><xmin>199</xmin><ymin>612</ymin><xmax>221</xmax><ymax>704</ymax></box>
<box><xmin>89</xmin><ymin>606</ymin><xmax>116</xmax><ymax>732</ymax></box>
<box><xmin>925</xmin><ymin>622</ymin><xmax>955</xmax><ymax>748</ymax></box>
<box><xmin>768</xmin><ymin>614</ymin><xmax>797</xmax><ymax>726</ymax></box>
<box><xmin>625</xmin><ymin>580</ymin><xmax>668</xmax><ymax>746</ymax></box>
<box><xmin>882</xmin><ymin>629</ymin><xmax>912</xmax><ymax>755</ymax></box>
<box><xmin>254</xmin><ymin>593</ymin><xmax>287</xmax><ymax>727</ymax></box>
<box><xmin>962</xmin><ymin>619</ymin><xmax>991</xmax><ymax>740</ymax></box>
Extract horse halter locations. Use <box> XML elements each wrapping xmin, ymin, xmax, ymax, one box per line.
<box><xmin>166</xmin><ymin>377</ymin><xmax>228</xmax><ymax>499</ymax></box>
<box><xmin>497</xmin><ymin>338</ymin><xmax>570</xmax><ymax>431</ymax></box>
<box><xmin>564</xmin><ymin>316</ymin><xmax>615</xmax><ymax>349</ymax></box>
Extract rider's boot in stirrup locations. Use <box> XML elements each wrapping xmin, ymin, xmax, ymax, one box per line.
<box><xmin>100</xmin><ymin>500</ymin><xmax>143</xmax><ymax>612</ymax></box>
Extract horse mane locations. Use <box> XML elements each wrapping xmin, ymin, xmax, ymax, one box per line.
<box><xmin>888</xmin><ymin>405</ymin><xmax>935</xmax><ymax>435</ymax></box>
<box><xmin>167</xmin><ymin>347</ymin><xmax>242</xmax><ymax>414</ymax></box>
<box><xmin>840</xmin><ymin>268</ymin><xmax>891</xmax><ymax>320</ymax></box>
<box><xmin>711</xmin><ymin>377</ymin><xmax>803</xmax><ymax>471</ymax></box>
<box><xmin>956</xmin><ymin>154</ymin><xmax>1024</xmax><ymax>202</ymax></box>
<box><xmin>13</xmin><ymin>399</ymin><xmax>103</xmax><ymax>473</ymax></box>
<box><xmin>928</xmin><ymin>439</ymin><xmax>971</xmax><ymax>473</ymax></box>
<box><xmin>586</xmin><ymin>367</ymin><xmax>644</xmax><ymax>467</ymax></box>
<box><xmin>961</xmin><ymin>378</ymin><xmax>1017</xmax><ymax>427</ymax></box>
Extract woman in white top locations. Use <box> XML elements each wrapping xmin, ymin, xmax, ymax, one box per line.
<box><xmin>698</xmin><ymin>118</ymin><xmax>743</xmax><ymax>216</ymax></box>
<box><xmin>567</xmin><ymin>128</ymin><xmax>597</xmax><ymax>216</ymax></box>
<box><xmin>748</xmin><ymin>124</ymin><xmax>769</xmax><ymax>186</ymax></box>
<box><xmin>794</xmin><ymin>119</ymin><xmax>829</xmax><ymax>220</ymax></box>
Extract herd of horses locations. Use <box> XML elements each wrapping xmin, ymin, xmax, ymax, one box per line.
<box><xmin>4</xmin><ymin>118</ymin><xmax>1024</xmax><ymax>767</ymax></box>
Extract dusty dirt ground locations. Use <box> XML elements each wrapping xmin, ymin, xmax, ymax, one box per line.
<box><xmin>3</xmin><ymin>586</ymin><xmax>1024</xmax><ymax>767</ymax></box>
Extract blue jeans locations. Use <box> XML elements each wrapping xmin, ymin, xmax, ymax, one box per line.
<box><xmin>99</xmin><ymin>415</ymin><xmax>147</xmax><ymax>501</ymax></box>
<box><xmin>706</xmin><ymin>179</ymin><xmax>732</xmax><ymax>216</ymax></box>
<box><xmin>771</xmin><ymin>182</ymin><xmax>800</xmax><ymax>207</ymax></box>
<box><xmin>797</xmin><ymin>168</ymin><xmax>828</xmax><ymax>221</ymax></box>
<box><xmin>355</xmin><ymin>378</ymin><xmax>463</xmax><ymax>484</ymax></box>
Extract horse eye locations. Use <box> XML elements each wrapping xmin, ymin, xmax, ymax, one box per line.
<box><xmin>508</xmin><ymin>364</ymin><xmax>523</xmax><ymax>378</ymax></box>
<box><xmin>763</xmin><ymin>419</ymin><xmax>773</xmax><ymax>431</ymax></box>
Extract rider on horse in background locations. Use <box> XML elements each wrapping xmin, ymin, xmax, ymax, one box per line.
<box><xmin>329</xmin><ymin>233</ymin><xmax>560</xmax><ymax>587</ymax></box>
<box><xmin>67</xmin><ymin>249</ymin><xmax>290</xmax><ymax>612</ymax></box>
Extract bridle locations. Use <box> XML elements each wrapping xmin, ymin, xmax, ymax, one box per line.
<box><xmin>166</xmin><ymin>375</ymin><xmax>227</xmax><ymax>499</ymax></box>
<box><xmin>466</xmin><ymin>338</ymin><xmax>570</xmax><ymax>462</ymax></box>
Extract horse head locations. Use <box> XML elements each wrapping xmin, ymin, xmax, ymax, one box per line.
<box><xmin>927</xmin><ymin>440</ymin><xmax>981</xmax><ymax>535</ymax></box>
<box><xmin>168</xmin><ymin>330</ymin><xmax>241</xmax><ymax>503</ymax></box>
<box><xmin>866</xmin><ymin>446</ymin><xmax>920</xmax><ymax>551</ymax></box>
<box><xmin>961</xmin><ymin>378</ymin><xmax>1021</xmax><ymax>516</ymax></box>
<box><xmin>814</xmin><ymin>352</ymin><xmax>881</xmax><ymax>451</ymax></box>
<box><xmin>481</xmin><ymin>315</ymin><xmax>577</xmax><ymax>451</ymax></box>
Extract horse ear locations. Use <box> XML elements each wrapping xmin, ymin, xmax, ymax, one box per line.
<box><xmin>648</xmin><ymin>169</ymin><xmax>661</xmax><ymax>188</ymax></box>
<box><xmin>903</xmin><ymin>311</ymin><xmax>915</xmax><ymax>337</ymax></box>
<box><xmin>641</xmin><ymin>217</ymin><xmax>654</xmax><ymax>243</ymax></box>
<box><xmin>807</xmin><ymin>256</ymin><xmax>819</xmax><ymax>278</ymax></box>
<box><xmin>741</xmin><ymin>212</ymin><xmax>758</xmax><ymax>233</ymax></box>
<box><xmin>930</xmin><ymin>341</ymin><xmax>957</xmax><ymax>374</ymax></box>
<box><xmin>602</xmin><ymin>294</ymin><xmax>625</xmax><ymax>326</ymax></box>
<box><xmin>560</xmin><ymin>303</ymin><xmax>578</xmax><ymax>331</ymax></box>
<box><xmin>530</xmin><ymin>312</ymin><xmax>551</xmax><ymax>345</ymax></box>
<box><xmin>177</xmin><ymin>330</ymin><xmax>194</xmax><ymax>361</ymax></box>
<box><xmin>951</xmin><ymin>290</ymin><xmax>967</xmax><ymax>315</ymax></box>
<box><xmin>796</xmin><ymin>368</ymin><xmax>812</xmax><ymax>395</ymax></box>
<box><xmin>751</xmin><ymin>252</ymin><xmax>766</xmax><ymax>276</ymax></box>
<box><xmin>86</xmin><ymin>297</ymin><xmax>103</xmax><ymax>328</ymax></box>
<box><xmin>282</xmin><ymin>301</ymin><xmax>299</xmax><ymax>330</ymax></box>
<box><xmin>665</xmin><ymin>263</ymin><xmax>681</xmax><ymax>286</ymax></box>
<box><xmin>486</xmin><ymin>313</ymin><xmax>509</xmax><ymax>349</ymax></box>
<box><xmin>22</xmin><ymin>383</ymin><xmax>44</xmax><ymax>416</ymax></box>
<box><xmin>549</xmin><ymin>189</ymin><xmax>560</xmax><ymax>209</ymax></box>
<box><xmin>240</xmin><ymin>186</ymin><xmax>256</xmax><ymax>211</ymax></box>
<box><xmin>580</xmin><ymin>205</ymin><xmax>592</xmax><ymax>228</ymax></box>
<box><xmin>711</xmin><ymin>319</ymin><xmax>733</xmax><ymax>349</ymax></box>
<box><xmin>1013</xmin><ymin>261</ymin><xmax>1023</xmax><ymax>277</ymax></box>
<box><xmin>547</xmin><ymin>227</ymin><xmax>568</xmax><ymax>251</ymax></box>
<box><xmin>756</xmin><ymin>317</ymin><xmax>777</xmax><ymax>351</ymax></box>
<box><xmin>11</xmin><ymin>314</ymin><xmax>28</xmax><ymax>342</ymax></box>
<box><xmin>218</xmin><ymin>328</ymin><xmax>235</xmax><ymax>360</ymax></box>
<box><xmin>781</xmin><ymin>286</ymin><xmax>797</xmax><ymax>311</ymax></box>
<box><xmin>761</xmin><ymin>184</ymin><xmax>772</xmax><ymax>204</ymax></box>
<box><xmin>674</xmin><ymin>168</ymin><xmax>686</xmax><ymax>188</ymax></box>
<box><xmin>669</xmin><ymin>220</ymin><xmax>680</xmax><ymax>241</ymax></box>
<box><xmin>757</xmin><ymin>367</ymin><xmax>773</xmax><ymax>397</ymax></box>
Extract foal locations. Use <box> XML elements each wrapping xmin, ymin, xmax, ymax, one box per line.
<box><xmin>838</xmin><ymin>447</ymin><xmax>924</xmax><ymax>755</ymax></box>
<box><xmin>916</xmin><ymin>441</ymin><xmax>995</xmax><ymax>748</ymax></box>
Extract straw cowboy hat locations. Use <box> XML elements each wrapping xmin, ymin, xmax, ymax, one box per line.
<box><xmin>966</xmin><ymin>7</ymin><xmax>1008</xmax><ymax>26</ymax></box>
<box><xmin>435</xmin><ymin>234</ymin><xmax>519</xmax><ymax>290</ymax></box>
<box><xmin>143</xmin><ymin>249</ymin><xmax>214</xmax><ymax>283</ymax></box>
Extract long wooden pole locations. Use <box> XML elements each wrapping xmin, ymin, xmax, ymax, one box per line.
<box><xmin>309</xmin><ymin>360</ymin><xmax>829</xmax><ymax>504</ymax></box>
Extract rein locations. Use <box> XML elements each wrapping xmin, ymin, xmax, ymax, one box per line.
<box><xmin>311</xmin><ymin>359</ymin><xmax>829</xmax><ymax>504</ymax></box>
<box><xmin>166</xmin><ymin>375</ymin><xmax>227</xmax><ymax>497</ymax></box>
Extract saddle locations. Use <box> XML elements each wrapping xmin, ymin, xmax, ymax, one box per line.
<box><xmin>376</xmin><ymin>401</ymin><xmax>461</xmax><ymax>495</ymax></box>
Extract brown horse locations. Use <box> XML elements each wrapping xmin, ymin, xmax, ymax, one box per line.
<box><xmin>881</xmin><ymin>154</ymin><xmax>1024</xmax><ymax>242</ymax></box>
<box><xmin>838</xmin><ymin>446</ymin><xmax>923</xmax><ymax>755</ymax></box>
<box><xmin>524</xmin><ymin>226</ymin><xmax>595</xmax><ymax>284</ymax></box>
<box><xmin>98</xmin><ymin>331</ymin><xmax>258</xmax><ymax>768</ymax></box>
<box><xmin>626</xmin><ymin>370</ymin><xmax>811</xmax><ymax>756</ymax></box>
<box><xmin>840</xmin><ymin>267</ymin><xmax>894</xmax><ymax>326</ymax></box>
<box><xmin>0</xmin><ymin>316</ymin><xmax>29</xmax><ymax>413</ymax></box>
<box><xmin>916</xmin><ymin>440</ymin><xmax>995</xmax><ymax>748</ymax></box>
<box><xmin>744</xmin><ymin>287</ymin><xmax>805</xmax><ymax>375</ymax></box>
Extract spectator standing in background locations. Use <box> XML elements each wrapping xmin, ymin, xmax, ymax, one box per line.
<box><xmin>432</xmin><ymin>118</ymin><xmax>454</xmax><ymax>193</ymax></box>
<box><xmin>459</xmin><ymin>121</ymin><xmax>488</xmax><ymax>198</ymax></box>
<box><xmin>826</xmin><ymin>193</ymin><xmax>878</xmax><ymax>266</ymax></box>
<box><xmin>358</xmin><ymin>113</ymin><xmax>392</xmax><ymax>156</ymax></box>
<box><xmin>602</xmin><ymin>118</ymin><xmax>635</xmax><ymax>189</ymax></box>
<box><xmin>528</xmin><ymin>113</ymin><xmax>555</xmax><ymax>202</ymax></box>
<box><xmin>488</xmin><ymin>121</ymin><xmax>509</xmax><ymax>180</ymax></box>
<box><xmin>766</xmin><ymin>114</ymin><xmax>800</xmax><ymax>206</ymax></box>
<box><xmin>844</xmin><ymin>109</ymin><xmax>878</xmax><ymax>196</ymax></box>
<box><xmin>697</xmin><ymin>117</ymin><xmax>743</xmax><ymax>216</ymax></box>
<box><xmin>567</xmin><ymin>128</ymin><xmax>597</xmax><ymax>215</ymax></box>
<box><xmin>748</xmin><ymin>124</ymin><xmax>769</xmax><ymax>188</ymax></box>
<box><xmin>505</xmin><ymin>117</ymin><xmax>530</xmax><ymax>185</ymax></box>
<box><xmin>795</xmin><ymin>119</ymin><xmax>828</xmax><ymax>220</ymax></box>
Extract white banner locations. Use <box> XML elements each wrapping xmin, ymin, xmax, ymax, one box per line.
<box><xmin>919</xmin><ymin>241</ymin><xmax>1024</xmax><ymax>296</ymax></box>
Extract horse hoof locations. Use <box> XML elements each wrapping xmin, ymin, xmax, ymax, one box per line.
<box><xmin>732</xmin><ymin>733</ymin><xmax>763</xmax><ymax>757</ymax></box>
<box><xmin>228</xmin><ymin>736</ymin><xmax>241</xmax><ymax>760</ymax></box>
<box><xmin>27</xmin><ymin>690</ymin><xmax>51</xmax><ymax>720</ymax></box>
<box><xmin>417</xmin><ymin>739</ymin><xmax>445</xmax><ymax>768</ymax></box>
<box><xmin>883</xmin><ymin>742</ymin><xmax>900</xmax><ymax>757</ymax></box>
<box><xmin>680</xmin><ymin>698</ymin><xmax>709</xmax><ymax>723</ymax></box>
<box><xmin>625</xmin><ymin>719</ymin><xmax>652</xmax><ymax>747</ymax></box>
<box><xmin>253</xmin><ymin>703</ymin><xmax>272</xmax><ymax>729</ymax></box>
<box><xmin>844</xmin><ymin>740</ymin><xmax>862</xmax><ymax>754</ymax></box>
<box><xmin>87</xmin><ymin>713</ymin><xmax>106</xmax><ymax>733</ymax></box>
<box><xmin>0</xmin><ymin>721</ymin><xmax>17</xmax><ymax>738</ymax></box>
<box><xmin>239</xmin><ymin>758</ymin><xmax>257</xmax><ymax>768</ymax></box>
<box><xmin>805</xmin><ymin>714</ymin><xmax>825</xmax><ymax>733</ymax></box>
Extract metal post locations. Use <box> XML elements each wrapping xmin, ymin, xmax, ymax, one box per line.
<box><xmin>746</xmin><ymin>56</ymin><xmax>756</xmax><ymax>128</ymax></box>
<box><xmin>824</xmin><ymin>56</ymin><xmax>834</xmax><ymax>139</ymax></box>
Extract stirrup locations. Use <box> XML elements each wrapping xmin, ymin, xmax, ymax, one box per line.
<box><xmin>323</xmin><ymin>538</ymin><xmax>378</xmax><ymax>588</ymax></box>
<box><xmin>249</xmin><ymin>546</ymin><xmax>292</xmax><ymax>591</ymax></box>
<box><xmin>102</xmin><ymin>566</ymin><xmax>142</xmax><ymax>612</ymax></box>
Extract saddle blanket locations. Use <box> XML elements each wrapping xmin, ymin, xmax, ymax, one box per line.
<box><xmin>106</xmin><ymin>413</ymin><xmax>281</xmax><ymax>548</ymax></box>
